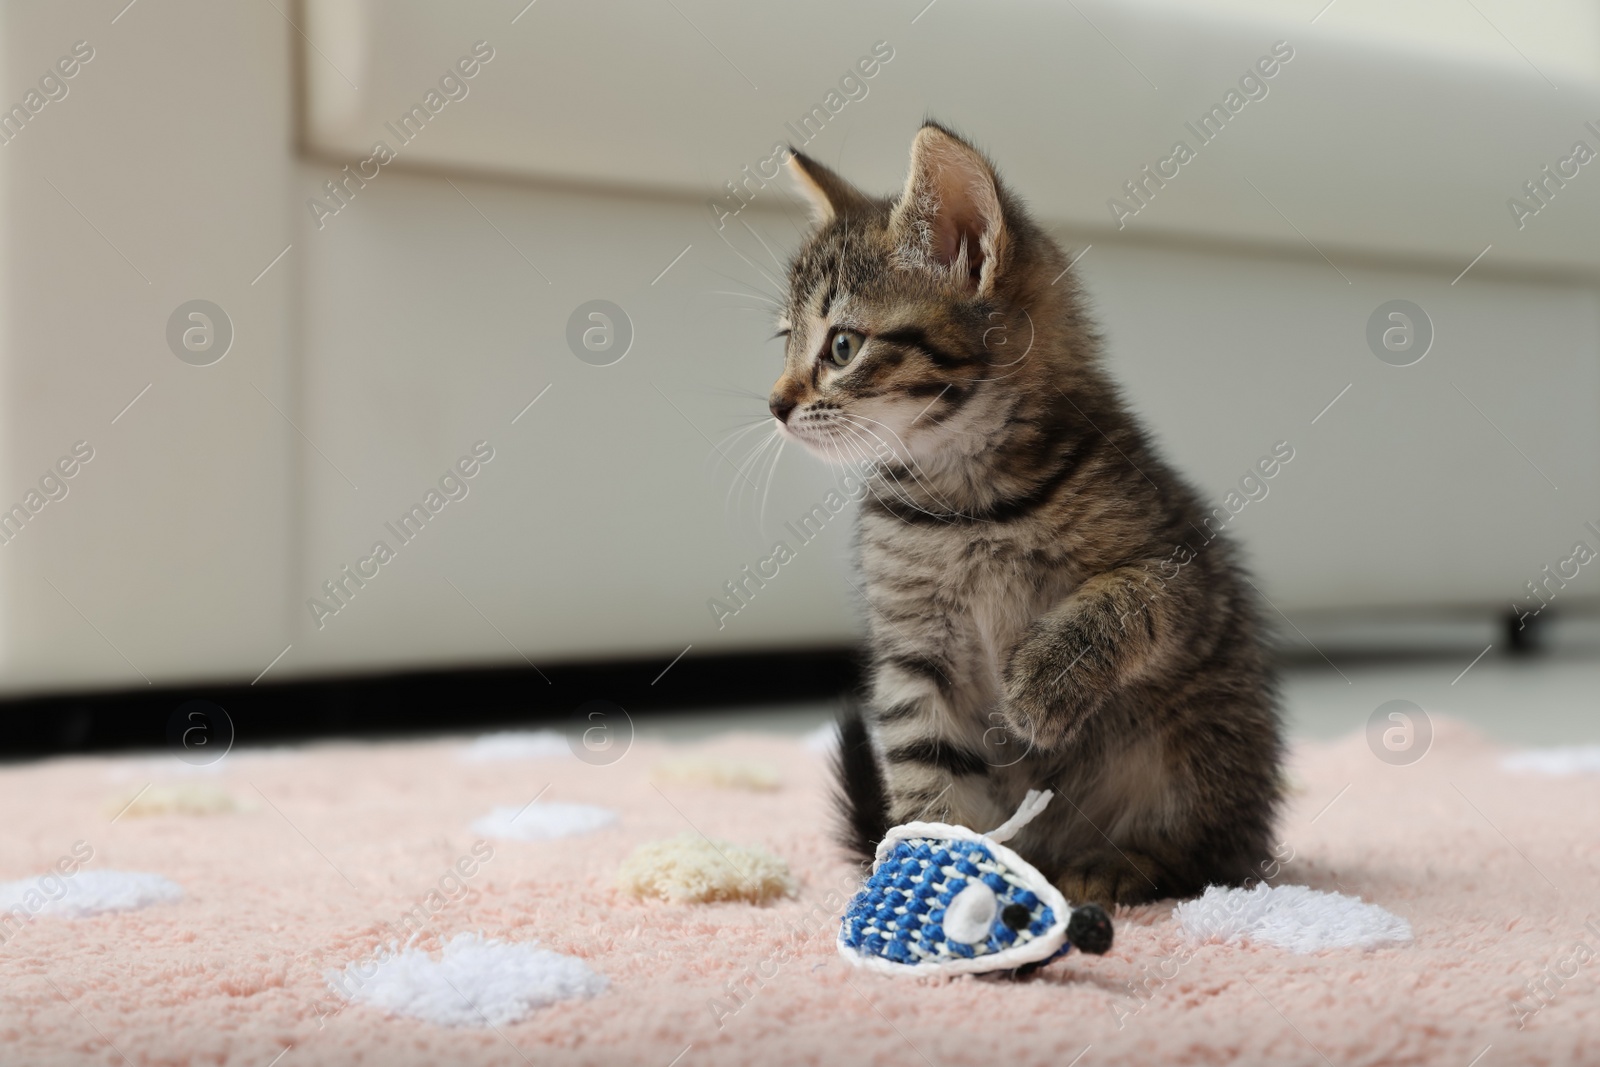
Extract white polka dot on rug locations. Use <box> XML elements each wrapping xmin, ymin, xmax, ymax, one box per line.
<box><xmin>0</xmin><ymin>870</ymin><xmax>183</xmax><ymax>918</ymax></box>
<box><xmin>1502</xmin><ymin>745</ymin><xmax>1600</xmax><ymax>776</ymax></box>
<box><xmin>1175</xmin><ymin>883</ymin><xmax>1412</xmax><ymax>954</ymax></box>
<box><xmin>330</xmin><ymin>933</ymin><xmax>607</xmax><ymax>1027</ymax></box>
<box><xmin>802</xmin><ymin>721</ymin><xmax>839</xmax><ymax>755</ymax></box>
<box><xmin>457</xmin><ymin>730</ymin><xmax>572</xmax><ymax>763</ymax></box>
<box><xmin>470</xmin><ymin>801</ymin><xmax>617</xmax><ymax>841</ymax></box>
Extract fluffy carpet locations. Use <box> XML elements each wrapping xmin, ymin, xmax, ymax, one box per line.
<box><xmin>1</xmin><ymin>716</ymin><xmax>1596</xmax><ymax>1066</ymax></box>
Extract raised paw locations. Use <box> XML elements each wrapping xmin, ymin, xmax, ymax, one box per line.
<box><xmin>1000</xmin><ymin>629</ymin><xmax>1111</xmax><ymax>752</ymax></box>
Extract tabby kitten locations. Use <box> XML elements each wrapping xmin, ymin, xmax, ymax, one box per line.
<box><xmin>769</xmin><ymin>123</ymin><xmax>1284</xmax><ymax>907</ymax></box>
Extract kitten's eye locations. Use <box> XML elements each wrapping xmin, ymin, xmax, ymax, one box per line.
<box><xmin>830</xmin><ymin>330</ymin><xmax>864</xmax><ymax>367</ymax></box>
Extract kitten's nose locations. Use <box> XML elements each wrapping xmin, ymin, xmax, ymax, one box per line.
<box><xmin>769</xmin><ymin>395</ymin><xmax>798</xmax><ymax>423</ymax></box>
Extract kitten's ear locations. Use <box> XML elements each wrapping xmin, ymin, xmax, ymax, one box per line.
<box><xmin>786</xmin><ymin>151</ymin><xmax>870</xmax><ymax>227</ymax></box>
<box><xmin>889</xmin><ymin>123</ymin><xmax>1008</xmax><ymax>294</ymax></box>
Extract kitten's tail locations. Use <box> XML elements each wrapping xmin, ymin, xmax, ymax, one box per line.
<box><xmin>831</xmin><ymin>700</ymin><xmax>890</xmax><ymax>863</ymax></box>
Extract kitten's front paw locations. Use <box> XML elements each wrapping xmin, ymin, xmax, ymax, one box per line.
<box><xmin>1000</xmin><ymin>630</ymin><xmax>1107</xmax><ymax>751</ymax></box>
<box><xmin>1056</xmin><ymin>852</ymin><xmax>1163</xmax><ymax>908</ymax></box>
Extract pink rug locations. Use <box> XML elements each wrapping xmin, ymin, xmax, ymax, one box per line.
<box><xmin>1</xmin><ymin>716</ymin><xmax>1596</xmax><ymax>1066</ymax></box>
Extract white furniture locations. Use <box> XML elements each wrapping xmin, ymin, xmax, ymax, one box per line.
<box><xmin>2</xmin><ymin>0</ymin><xmax>1597</xmax><ymax>691</ymax></box>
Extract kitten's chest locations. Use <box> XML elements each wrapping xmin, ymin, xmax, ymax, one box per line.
<box><xmin>861</xmin><ymin>517</ymin><xmax>1073</xmax><ymax>672</ymax></box>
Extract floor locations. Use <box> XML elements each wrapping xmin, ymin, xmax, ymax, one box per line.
<box><xmin>635</xmin><ymin>649</ymin><xmax>1600</xmax><ymax>748</ymax></box>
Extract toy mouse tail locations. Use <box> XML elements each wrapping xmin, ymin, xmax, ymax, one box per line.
<box><xmin>832</xmin><ymin>699</ymin><xmax>891</xmax><ymax>865</ymax></box>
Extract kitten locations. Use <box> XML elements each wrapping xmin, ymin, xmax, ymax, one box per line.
<box><xmin>769</xmin><ymin>122</ymin><xmax>1284</xmax><ymax>907</ymax></box>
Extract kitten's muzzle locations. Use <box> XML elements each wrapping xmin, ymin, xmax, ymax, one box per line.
<box><xmin>769</xmin><ymin>394</ymin><xmax>798</xmax><ymax>423</ymax></box>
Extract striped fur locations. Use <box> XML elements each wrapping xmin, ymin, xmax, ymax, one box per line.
<box><xmin>773</xmin><ymin>123</ymin><xmax>1284</xmax><ymax>907</ymax></box>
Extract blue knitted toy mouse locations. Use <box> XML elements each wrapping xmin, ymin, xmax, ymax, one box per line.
<box><xmin>838</xmin><ymin>790</ymin><xmax>1114</xmax><ymax>976</ymax></box>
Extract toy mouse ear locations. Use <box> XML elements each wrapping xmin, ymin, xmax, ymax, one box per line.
<box><xmin>1067</xmin><ymin>904</ymin><xmax>1114</xmax><ymax>955</ymax></box>
<box><xmin>987</xmin><ymin>789</ymin><xmax>1053</xmax><ymax>843</ymax></box>
<box><xmin>786</xmin><ymin>150</ymin><xmax>871</xmax><ymax>227</ymax></box>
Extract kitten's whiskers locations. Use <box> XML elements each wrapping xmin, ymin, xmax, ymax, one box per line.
<box><xmin>832</xmin><ymin>418</ymin><xmax>958</xmax><ymax>524</ymax></box>
<box><xmin>715</xmin><ymin>227</ymin><xmax>787</xmax><ymax>303</ymax></box>
<box><xmin>757</xmin><ymin>437</ymin><xmax>786</xmax><ymax>532</ymax></box>
<box><xmin>837</xmin><ymin>413</ymin><xmax>968</xmax><ymax>519</ymax></box>
<box><xmin>720</xmin><ymin>421</ymin><xmax>779</xmax><ymax>520</ymax></box>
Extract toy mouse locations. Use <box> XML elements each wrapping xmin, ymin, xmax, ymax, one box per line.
<box><xmin>838</xmin><ymin>790</ymin><xmax>1114</xmax><ymax>976</ymax></box>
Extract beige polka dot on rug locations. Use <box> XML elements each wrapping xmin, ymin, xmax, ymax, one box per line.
<box><xmin>105</xmin><ymin>783</ymin><xmax>247</xmax><ymax>818</ymax></box>
<box><xmin>649</xmin><ymin>757</ymin><xmax>780</xmax><ymax>791</ymax></box>
<box><xmin>617</xmin><ymin>833</ymin><xmax>795</xmax><ymax>904</ymax></box>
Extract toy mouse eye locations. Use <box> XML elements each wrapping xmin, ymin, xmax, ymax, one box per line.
<box><xmin>943</xmin><ymin>882</ymin><xmax>998</xmax><ymax>944</ymax></box>
<box><xmin>1001</xmin><ymin>903</ymin><xmax>1032</xmax><ymax>931</ymax></box>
